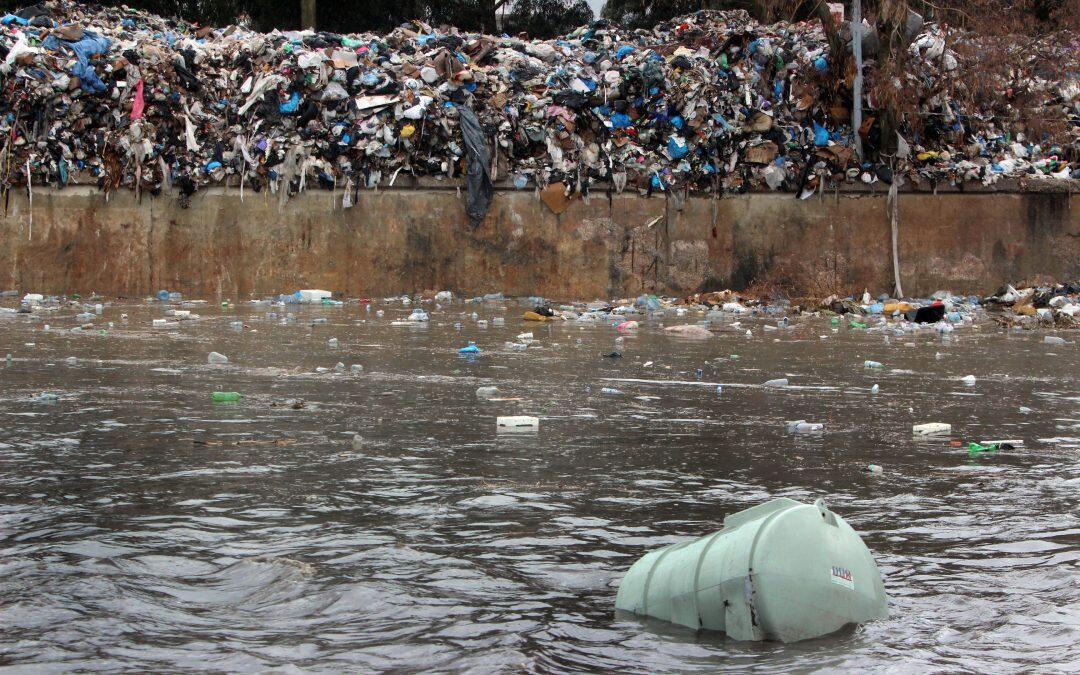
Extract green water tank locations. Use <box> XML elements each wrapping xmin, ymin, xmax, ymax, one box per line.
<box><xmin>614</xmin><ymin>498</ymin><xmax>888</xmax><ymax>642</ymax></box>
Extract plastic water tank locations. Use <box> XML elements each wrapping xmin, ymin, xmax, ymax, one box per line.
<box><xmin>615</xmin><ymin>498</ymin><xmax>888</xmax><ymax>642</ymax></box>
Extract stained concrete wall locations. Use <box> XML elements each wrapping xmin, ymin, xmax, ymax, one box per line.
<box><xmin>0</xmin><ymin>185</ymin><xmax>1076</xmax><ymax>299</ymax></box>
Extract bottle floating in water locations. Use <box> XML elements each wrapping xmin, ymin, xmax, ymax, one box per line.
<box><xmin>968</xmin><ymin>442</ymin><xmax>999</xmax><ymax>458</ymax></box>
<box><xmin>212</xmin><ymin>391</ymin><xmax>243</xmax><ymax>403</ymax></box>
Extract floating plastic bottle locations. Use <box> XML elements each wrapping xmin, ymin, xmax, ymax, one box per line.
<box><xmin>787</xmin><ymin>420</ymin><xmax>824</xmax><ymax>433</ymax></box>
<box><xmin>968</xmin><ymin>442</ymin><xmax>999</xmax><ymax>458</ymax></box>
<box><xmin>864</xmin><ymin>360</ymin><xmax>883</xmax><ymax>368</ymax></box>
<box><xmin>212</xmin><ymin>391</ymin><xmax>243</xmax><ymax>402</ymax></box>
<box><xmin>459</xmin><ymin>343</ymin><xmax>480</xmax><ymax>354</ymax></box>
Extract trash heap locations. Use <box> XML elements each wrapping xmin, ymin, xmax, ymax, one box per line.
<box><xmin>0</xmin><ymin>1</ymin><xmax>1076</xmax><ymax>212</ymax></box>
<box><xmin>982</xmin><ymin>281</ymin><xmax>1080</xmax><ymax>328</ymax></box>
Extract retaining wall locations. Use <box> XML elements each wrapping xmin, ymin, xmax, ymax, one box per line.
<box><xmin>0</xmin><ymin>185</ymin><xmax>1076</xmax><ymax>298</ymax></box>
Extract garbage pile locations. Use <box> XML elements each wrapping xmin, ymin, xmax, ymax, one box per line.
<box><xmin>983</xmin><ymin>281</ymin><xmax>1080</xmax><ymax>328</ymax></box>
<box><xmin>0</xmin><ymin>1</ymin><xmax>1077</xmax><ymax>210</ymax></box>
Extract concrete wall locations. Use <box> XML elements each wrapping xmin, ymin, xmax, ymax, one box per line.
<box><xmin>0</xmin><ymin>185</ymin><xmax>1076</xmax><ymax>299</ymax></box>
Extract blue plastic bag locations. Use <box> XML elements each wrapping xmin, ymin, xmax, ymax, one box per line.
<box><xmin>279</xmin><ymin>91</ymin><xmax>300</xmax><ymax>114</ymax></box>
<box><xmin>667</xmin><ymin>136</ymin><xmax>689</xmax><ymax>159</ymax></box>
<box><xmin>813</xmin><ymin>121</ymin><xmax>829</xmax><ymax>147</ymax></box>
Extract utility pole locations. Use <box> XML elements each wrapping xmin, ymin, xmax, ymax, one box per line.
<box><xmin>301</xmin><ymin>0</ymin><xmax>316</xmax><ymax>30</ymax></box>
<box><xmin>852</xmin><ymin>0</ymin><xmax>864</xmax><ymax>161</ymax></box>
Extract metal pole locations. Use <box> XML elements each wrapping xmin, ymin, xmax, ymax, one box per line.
<box><xmin>301</xmin><ymin>0</ymin><xmax>316</xmax><ymax>30</ymax></box>
<box><xmin>852</xmin><ymin>0</ymin><xmax>864</xmax><ymax>162</ymax></box>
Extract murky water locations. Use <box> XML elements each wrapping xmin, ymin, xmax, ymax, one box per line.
<box><xmin>1</xmin><ymin>300</ymin><xmax>1077</xmax><ymax>671</ymax></box>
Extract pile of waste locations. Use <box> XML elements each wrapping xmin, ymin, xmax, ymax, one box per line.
<box><xmin>982</xmin><ymin>281</ymin><xmax>1080</xmax><ymax>328</ymax></box>
<box><xmin>0</xmin><ymin>0</ymin><xmax>1077</xmax><ymax>213</ymax></box>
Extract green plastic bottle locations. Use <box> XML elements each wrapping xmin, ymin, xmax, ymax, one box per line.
<box><xmin>968</xmin><ymin>442</ymin><xmax>998</xmax><ymax>458</ymax></box>
<box><xmin>212</xmin><ymin>391</ymin><xmax>243</xmax><ymax>402</ymax></box>
<box><xmin>849</xmin><ymin>320</ymin><xmax>867</xmax><ymax>329</ymax></box>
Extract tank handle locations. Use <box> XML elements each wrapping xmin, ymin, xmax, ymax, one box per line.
<box><xmin>815</xmin><ymin>498</ymin><xmax>838</xmax><ymax>527</ymax></box>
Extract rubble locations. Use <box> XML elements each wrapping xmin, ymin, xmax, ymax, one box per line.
<box><xmin>0</xmin><ymin>1</ymin><xmax>1074</xmax><ymax>215</ymax></box>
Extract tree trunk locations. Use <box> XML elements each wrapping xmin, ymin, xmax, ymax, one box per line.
<box><xmin>875</xmin><ymin>0</ymin><xmax>910</xmax><ymax>157</ymax></box>
<box><xmin>301</xmin><ymin>0</ymin><xmax>316</xmax><ymax>30</ymax></box>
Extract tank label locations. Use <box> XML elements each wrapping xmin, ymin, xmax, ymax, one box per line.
<box><xmin>830</xmin><ymin>566</ymin><xmax>854</xmax><ymax>590</ymax></box>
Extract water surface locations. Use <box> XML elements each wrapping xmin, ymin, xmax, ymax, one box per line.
<box><xmin>1</xmin><ymin>301</ymin><xmax>1077</xmax><ymax>671</ymax></box>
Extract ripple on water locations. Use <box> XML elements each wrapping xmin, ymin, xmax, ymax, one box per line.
<box><xmin>0</xmin><ymin>302</ymin><xmax>1077</xmax><ymax>670</ymax></box>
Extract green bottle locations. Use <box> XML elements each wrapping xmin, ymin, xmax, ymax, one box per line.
<box><xmin>212</xmin><ymin>391</ymin><xmax>243</xmax><ymax>402</ymax></box>
<box><xmin>849</xmin><ymin>321</ymin><xmax>867</xmax><ymax>329</ymax></box>
<box><xmin>968</xmin><ymin>442</ymin><xmax>998</xmax><ymax>458</ymax></box>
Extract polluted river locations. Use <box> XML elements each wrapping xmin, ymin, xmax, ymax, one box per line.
<box><xmin>1</xmin><ymin>299</ymin><xmax>1077</xmax><ymax>671</ymax></box>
